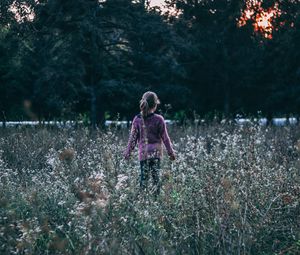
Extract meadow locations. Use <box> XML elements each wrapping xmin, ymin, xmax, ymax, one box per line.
<box><xmin>0</xmin><ymin>122</ymin><xmax>299</xmax><ymax>255</ymax></box>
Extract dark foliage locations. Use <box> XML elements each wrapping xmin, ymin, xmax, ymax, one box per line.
<box><xmin>0</xmin><ymin>0</ymin><xmax>299</xmax><ymax>124</ymax></box>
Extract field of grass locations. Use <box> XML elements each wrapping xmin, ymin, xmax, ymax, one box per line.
<box><xmin>0</xmin><ymin>123</ymin><xmax>299</xmax><ymax>254</ymax></box>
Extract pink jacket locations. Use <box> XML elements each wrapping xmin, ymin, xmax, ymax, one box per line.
<box><xmin>124</xmin><ymin>113</ymin><xmax>175</xmax><ymax>161</ymax></box>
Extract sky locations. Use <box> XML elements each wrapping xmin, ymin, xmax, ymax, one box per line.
<box><xmin>150</xmin><ymin>0</ymin><xmax>164</xmax><ymax>7</ymax></box>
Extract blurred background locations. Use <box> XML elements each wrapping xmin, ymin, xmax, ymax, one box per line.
<box><xmin>0</xmin><ymin>0</ymin><xmax>299</xmax><ymax>126</ymax></box>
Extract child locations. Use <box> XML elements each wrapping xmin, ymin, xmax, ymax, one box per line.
<box><xmin>124</xmin><ymin>91</ymin><xmax>175</xmax><ymax>195</ymax></box>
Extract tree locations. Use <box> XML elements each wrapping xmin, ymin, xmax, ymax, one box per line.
<box><xmin>17</xmin><ymin>0</ymin><xmax>189</xmax><ymax>124</ymax></box>
<box><xmin>259</xmin><ymin>0</ymin><xmax>300</xmax><ymax>117</ymax></box>
<box><xmin>121</xmin><ymin>2</ymin><xmax>190</xmax><ymax>117</ymax></box>
<box><xmin>164</xmin><ymin>0</ymin><xmax>300</xmax><ymax>119</ymax></box>
<box><xmin>165</xmin><ymin>0</ymin><xmax>263</xmax><ymax>117</ymax></box>
<box><xmin>17</xmin><ymin>0</ymin><xmax>139</xmax><ymax>126</ymax></box>
<box><xmin>0</xmin><ymin>0</ymin><xmax>32</xmax><ymax>121</ymax></box>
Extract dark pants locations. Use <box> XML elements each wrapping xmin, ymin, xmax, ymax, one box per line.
<box><xmin>140</xmin><ymin>158</ymin><xmax>160</xmax><ymax>195</ymax></box>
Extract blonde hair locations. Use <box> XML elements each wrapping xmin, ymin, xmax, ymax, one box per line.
<box><xmin>139</xmin><ymin>91</ymin><xmax>160</xmax><ymax>117</ymax></box>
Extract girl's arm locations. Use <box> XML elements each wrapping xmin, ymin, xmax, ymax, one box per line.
<box><xmin>159</xmin><ymin>117</ymin><xmax>175</xmax><ymax>159</ymax></box>
<box><xmin>124</xmin><ymin>117</ymin><xmax>139</xmax><ymax>160</ymax></box>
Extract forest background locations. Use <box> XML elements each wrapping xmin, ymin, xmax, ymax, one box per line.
<box><xmin>0</xmin><ymin>0</ymin><xmax>299</xmax><ymax>126</ymax></box>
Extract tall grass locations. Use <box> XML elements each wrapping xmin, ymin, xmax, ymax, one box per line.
<box><xmin>0</xmin><ymin>123</ymin><xmax>299</xmax><ymax>254</ymax></box>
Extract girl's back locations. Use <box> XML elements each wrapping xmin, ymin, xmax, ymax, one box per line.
<box><xmin>124</xmin><ymin>92</ymin><xmax>175</xmax><ymax>161</ymax></box>
<box><xmin>131</xmin><ymin>113</ymin><xmax>174</xmax><ymax>161</ymax></box>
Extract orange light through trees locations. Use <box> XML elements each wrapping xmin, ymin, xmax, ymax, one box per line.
<box><xmin>238</xmin><ymin>0</ymin><xmax>281</xmax><ymax>39</ymax></box>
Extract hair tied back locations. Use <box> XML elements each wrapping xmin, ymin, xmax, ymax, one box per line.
<box><xmin>139</xmin><ymin>91</ymin><xmax>160</xmax><ymax>117</ymax></box>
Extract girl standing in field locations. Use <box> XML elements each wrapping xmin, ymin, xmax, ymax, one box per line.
<box><xmin>124</xmin><ymin>91</ymin><xmax>176</xmax><ymax>195</ymax></box>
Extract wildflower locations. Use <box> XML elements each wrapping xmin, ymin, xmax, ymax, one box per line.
<box><xmin>58</xmin><ymin>201</ymin><xmax>66</xmax><ymax>206</ymax></box>
<box><xmin>115</xmin><ymin>174</ymin><xmax>128</xmax><ymax>191</ymax></box>
<box><xmin>221</xmin><ymin>177</ymin><xmax>231</xmax><ymax>190</ymax></box>
<box><xmin>46</xmin><ymin>157</ymin><xmax>58</xmax><ymax>168</ymax></box>
<box><xmin>77</xmin><ymin>202</ymin><xmax>92</xmax><ymax>215</ymax></box>
<box><xmin>94</xmin><ymin>198</ymin><xmax>109</xmax><ymax>209</ymax></box>
<box><xmin>88</xmin><ymin>178</ymin><xmax>102</xmax><ymax>194</ymax></box>
<box><xmin>230</xmin><ymin>201</ymin><xmax>240</xmax><ymax>210</ymax></box>
<box><xmin>120</xmin><ymin>216</ymin><xmax>127</xmax><ymax>223</ymax></box>
<box><xmin>77</xmin><ymin>191</ymin><xmax>95</xmax><ymax>203</ymax></box>
<box><xmin>294</xmin><ymin>139</ymin><xmax>300</xmax><ymax>152</ymax></box>
<box><xmin>281</xmin><ymin>194</ymin><xmax>293</xmax><ymax>205</ymax></box>
<box><xmin>59</xmin><ymin>148</ymin><xmax>75</xmax><ymax>162</ymax></box>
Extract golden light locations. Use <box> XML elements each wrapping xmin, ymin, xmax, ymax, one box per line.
<box><xmin>238</xmin><ymin>0</ymin><xmax>281</xmax><ymax>39</ymax></box>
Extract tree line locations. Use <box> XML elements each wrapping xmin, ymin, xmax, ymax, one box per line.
<box><xmin>0</xmin><ymin>0</ymin><xmax>299</xmax><ymax>126</ymax></box>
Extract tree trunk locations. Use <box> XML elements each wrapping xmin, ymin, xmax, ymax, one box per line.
<box><xmin>2</xmin><ymin>111</ymin><xmax>6</xmax><ymax>128</ymax></box>
<box><xmin>266</xmin><ymin>111</ymin><xmax>273</xmax><ymax>126</ymax></box>
<box><xmin>90</xmin><ymin>86</ymin><xmax>97</xmax><ymax>129</ymax></box>
<box><xmin>223</xmin><ymin>84</ymin><xmax>230</xmax><ymax>118</ymax></box>
<box><xmin>90</xmin><ymin>86</ymin><xmax>106</xmax><ymax>129</ymax></box>
<box><xmin>96</xmin><ymin>97</ymin><xmax>105</xmax><ymax>129</ymax></box>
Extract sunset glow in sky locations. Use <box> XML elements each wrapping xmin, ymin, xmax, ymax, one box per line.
<box><xmin>150</xmin><ymin>0</ymin><xmax>164</xmax><ymax>7</ymax></box>
<box><xmin>238</xmin><ymin>0</ymin><xmax>281</xmax><ymax>39</ymax></box>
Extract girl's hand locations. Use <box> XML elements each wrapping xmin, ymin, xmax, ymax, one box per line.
<box><xmin>124</xmin><ymin>152</ymin><xmax>130</xmax><ymax>161</ymax></box>
<box><xmin>169</xmin><ymin>155</ymin><xmax>176</xmax><ymax>161</ymax></box>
